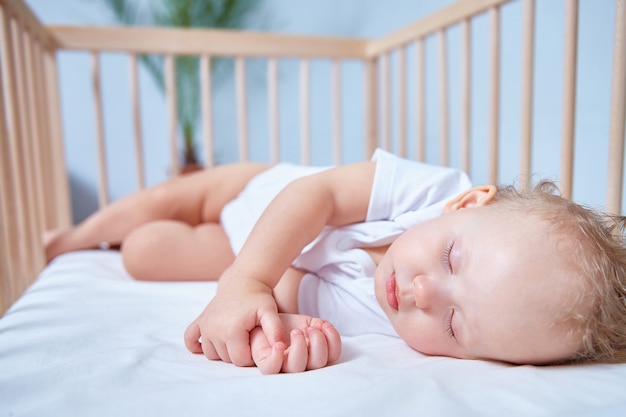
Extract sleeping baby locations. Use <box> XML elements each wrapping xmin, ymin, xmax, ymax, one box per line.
<box><xmin>45</xmin><ymin>149</ymin><xmax>626</xmax><ymax>374</ymax></box>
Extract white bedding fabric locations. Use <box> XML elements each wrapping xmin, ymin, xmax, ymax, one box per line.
<box><xmin>1</xmin><ymin>251</ymin><xmax>626</xmax><ymax>417</ymax></box>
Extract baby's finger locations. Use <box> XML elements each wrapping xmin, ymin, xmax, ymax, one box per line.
<box><xmin>321</xmin><ymin>322</ymin><xmax>342</xmax><ymax>363</ymax></box>
<box><xmin>283</xmin><ymin>329</ymin><xmax>308</xmax><ymax>373</ymax></box>
<box><xmin>259</xmin><ymin>311</ymin><xmax>287</xmax><ymax>347</ymax></box>
<box><xmin>305</xmin><ymin>327</ymin><xmax>328</xmax><ymax>370</ymax></box>
<box><xmin>253</xmin><ymin>342</ymin><xmax>286</xmax><ymax>375</ymax></box>
<box><xmin>183</xmin><ymin>322</ymin><xmax>203</xmax><ymax>354</ymax></box>
<box><xmin>201</xmin><ymin>339</ymin><xmax>223</xmax><ymax>362</ymax></box>
<box><xmin>226</xmin><ymin>332</ymin><xmax>254</xmax><ymax>367</ymax></box>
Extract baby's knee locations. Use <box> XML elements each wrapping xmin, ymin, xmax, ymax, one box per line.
<box><xmin>121</xmin><ymin>221</ymin><xmax>183</xmax><ymax>280</ymax></box>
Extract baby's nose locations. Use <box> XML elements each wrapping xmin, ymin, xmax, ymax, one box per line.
<box><xmin>412</xmin><ymin>275</ymin><xmax>439</xmax><ymax>310</ymax></box>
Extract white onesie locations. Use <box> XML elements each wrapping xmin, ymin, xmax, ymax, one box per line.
<box><xmin>220</xmin><ymin>149</ymin><xmax>472</xmax><ymax>337</ymax></box>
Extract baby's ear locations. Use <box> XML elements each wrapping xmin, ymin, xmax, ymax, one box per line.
<box><xmin>444</xmin><ymin>185</ymin><xmax>497</xmax><ymax>212</ymax></box>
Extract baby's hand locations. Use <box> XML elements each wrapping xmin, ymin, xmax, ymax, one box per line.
<box><xmin>250</xmin><ymin>313</ymin><xmax>342</xmax><ymax>374</ymax></box>
<box><xmin>184</xmin><ymin>270</ymin><xmax>285</xmax><ymax>367</ymax></box>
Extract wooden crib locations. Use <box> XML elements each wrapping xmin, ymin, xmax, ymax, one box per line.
<box><xmin>1</xmin><ymin>0</ymin><xmax>625</xmax><ymax>316</ymax></box>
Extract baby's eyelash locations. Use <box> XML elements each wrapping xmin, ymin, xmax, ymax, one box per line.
<box><xmin>446</xmin><ymin>309</ymin><xmax>456</xmax><ymax>339</ymax></box>
<box><xmin>443</xmin><ymin>242</ymin><xmax>454</xmax><ymax>273</ymax></box>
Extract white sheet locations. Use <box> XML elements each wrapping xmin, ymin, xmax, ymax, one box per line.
<box><xmin>1</xmin><ymin>251</ymin><xmax>626</xmax><ymax>417</ymax></box>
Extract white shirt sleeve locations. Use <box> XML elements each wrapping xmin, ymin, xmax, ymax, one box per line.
<box><xmin>366</xmin><ymin>149</ymin><xmax>472</xmax><ymax>226</ymax></box>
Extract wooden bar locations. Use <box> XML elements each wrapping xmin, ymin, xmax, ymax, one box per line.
<box><xmin>300</xmin><ymin>59</ymin><xmax>310</xmax><ymax>164</ymax></box>
<box><xmin>560</xmin><ymin>0</ymin><xmax>578</xmax><ymax>199</ymax></box>
<box><xmin>606</xmin><ymin>0</ymin><xmax>626</xmax><ymax>214</ymax></box>
<box><xmin>461</xmin><ymin>19</ymin><xmax>471</xmax><ymax>174</ymax></box>
<box><xmin>381</xmin><ymin>52</ymin><xmax>391</xmax><ymax>151</ymax></box>
<box><xmin>164</xmin><ymin>54</ymin><xmax>179</xmax><ymax>174</ymax></box>
<box><xmin>416</xmin><ymin>38</ymin><xmax>426</xmax><ymax>162</ymax></box>
<box><xmin>92</xmin><ymin>52</ymin><xmax>109</xmax><ymax>206</ymax></box>
<box><xmin>128</xmin><ymin>53</ymin><xmax>145</xmax><ymax>190</ymax></box>
<box><xmin>43</xmin><ymin>49</ymin><xmax>71</xmax><ymax>228</ymax></box>
<box><xmin>13</xmin><ymin>17</ymin><xmax>44</xmax><ymax>275</ymax></box>
<box><xmin>49</xmin><ymin>25</ymin><xmax>367</xmax><ymax>59</ymax></box>
<box><xmin>235</xmin><ymin>56</ymin><xmax>249</xmax><ymax>162</ymax></box>
<box><xmin>0</xmin><ymin>42</ymin><xmax>19</xmax><ymax>315</ymax></box>
<box><xmin>32</xmin><ymin>41</ymin><xmax>56</xmax><ymax>230</ymax></box>
<box><xmin>397</xmin><ymin>47</ymin><xmax>407</xmax><ymax>158</ymax></box>
<box><xmin>332</xmin><ymin>59</ymin><xmax>342</xmax><ymax>164</ymax></box>
<box><xmin>488</xmin><ymin>6</ymin><xmax>500</xmax><ymax>184</ymax></box>
<box><xmin>11</xmin><ymin>16</ymin><xmax>35</xmax><ymax>280</ymax></box>
<box><xmin>25</xmin><ymin>34</ymin><xmax>45</xmax><ymax>228</ymax></box>
<box><xmin>368</xmin><ymin>0</ymin><xmax>512</xmax><ymax>55</ymax></box>
<box><xmin>200</xmin><ymin>55</ymin><xmax>215</xmax><ymax>168</ymax></box>
<box><xmin>364</xmin><ymin>58</ymin><xmax>378</xmax><ymax>158</ymax></box>
<box><xmin>23</xmin><ymin>29</ymin><xmax>47</xmax><ymax>271</ymax></box>
<box><xmin>268</xmin><ymin>58</ymin><xmax>280</xmax><ymax>163</ymax></box>
<box><xmin>0</xmin><ymin>138</ymin><xmax>15</xmax><ymax>314</ymax></box>
<box><xmin>520</xmin><ymin>0</ymin><xmax>535</xmax><ymax>191</ymax></box>
<box><xmin>1</xmin><ymin>9</ymin><xmax>32</xmax><ymax>287</ymax></box>
<box><xmin>438</xmin><ymin>29</ymin><xmax>449</xmax><ymax>166</ymax></box>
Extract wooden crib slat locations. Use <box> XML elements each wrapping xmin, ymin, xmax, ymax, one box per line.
<box><xmin>0</xmin><ymin>145</ymin><xmax>19</xmax><ymax>314</ymax></box>
<box><xmin>1</xmin><ymin>10</ymin><xmax>34</xmax><ymax>288</ymax></box>
<box><xmin>300</xmin><ymin>59</ymin><xmax>310</xmax><ymax>165</ymax></box>
<box><xmin>364</xmin><ymin>58</ymin><xmax>378</xmax><ymax>158</ymax></box>
<box><xmin>438</xmin><ymin>29</ymin><xmax>449</xmax><ymax>166</ymax></box>
<box><xmin>606</xmin><ymin>0</ymin><xmax>626</xmax><ymax>214</ymax></box>
<box><xmin>415</xmin><ymin>38</ymin><xmax>425</xmax><ymax>162</ymax></box>
<box><xmin>235</xmin><ymin>57</ymin><xmax>249</xmax><ymax>162</ymax></box>
<box><xmin>10</xmin><ymin>16</ymin><xmax>36</xmax><ymax>279</ymax></box>
<box><xmin>91</xmin><ymin>52</ymin><xmax>109</xmax><ymax>207</ymax></box>
<box><xmin>0</xmin><ymin>147</ymin><xmax>16</xmax><ymax>314</ymax></box>
<box><xmin>332</xmin><ymin>59</ymin><xmax>342</xmax><ymax>164</ymax></box>
<box><xmin>489</xmin><ymin>6</ymin><xmax>500</xmax><ymax>184</ymax></box>
<box><xmin>560</xmin><ymin>0</ymin><xmax>579</xmax><ymax>200</ymax></box>
<box><xmin>200</xmin><ymin>55</ymin><xmax>215</xmax><ymax>168</ymax></box>
<box><xmin>23</xmin><ymin>29</ymin><xmax>47</xmax><ymax>271</ymax></box>
<box><xmin>128</xmin><ymin>54</ymin><xmax>145</xmax><ymax>190</ymax></box>
<box><xmin>0</xmin><ymin>47</ymin><xmax>20</xmax><ymax>314</ymax></box>
<box><xmin>268</xmin><ymin>58</ymin><xmax>279</xmax><ymax>164</ymax></box>
<box><xmin>461</xmin><ymin>19</ymin><xmax>471</xmax><ymax>175</ymax></box>
<box><xmin>381</xmin><ymin>52</ymin><xmax>391</xmax><ymax>151</ymax></box>
<box><xmin>43</xmin><ymin>48</ymin><xmax>71</xmax><ymax>228</ymax></box>
<box><xmin>397</xmin><ymin>47</ymin><xmax>407</xmax><ymax>158</ymax></box>
<box><xmin>520</xmin><ymin>0</ymin><xmax>535</xmax><ymax>191</ymax></box>
<box><xmin>32</xmin><ymin>41</ymin><xmax>56</xmax><ymax>230</ymax></box>
<box><xmin>13</xmin><ymin>17</ymin><xmax>45</xmax><ymax>273</ymax></box>
<box><xmin>164</xmin><ymin>54</ymin><xmax>179</xmax><ymax>174</ymax></box>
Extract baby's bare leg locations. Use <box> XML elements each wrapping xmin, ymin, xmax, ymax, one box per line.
<box><xmin>45</xmin><ymin>163</ymin><xmax>270</xmax><ymax>262</ymax></box>
<box><xmin>122</xmin><ymin>220</ymin><xmax>234</xmax><ymax>281</ymax></box>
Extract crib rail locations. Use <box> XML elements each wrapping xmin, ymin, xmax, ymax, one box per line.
<box><xmin>1</xmin><ymin>0</ymin><xmax>626</xmax><ymax>316</ymax></box>
<box><xmin>49</xmin><ymin>26</ymin><xmax>368</xmax><ymax>58</ymax></box>
<box><xmin>0</xmin><ymin>0</ymin><xmax>70</xmax><ymax>314</ymax></box>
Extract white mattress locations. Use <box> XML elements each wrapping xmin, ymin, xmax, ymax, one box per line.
<box><xmin>1</xmin><ymin>251</ymin><xmax>626</xmax><ymax>417</ymax></box>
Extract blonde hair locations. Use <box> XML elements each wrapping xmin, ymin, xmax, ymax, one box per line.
<box><xmin>491</xmin><ymin>180</ymin><xmax>626</xmax><ymax>364</ymax></box>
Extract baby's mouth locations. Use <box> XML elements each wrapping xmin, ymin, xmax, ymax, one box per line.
<box><xmin>386</xmin><ymin>272</ymin><xmax>399</xmax><ymax>310</ymax></box>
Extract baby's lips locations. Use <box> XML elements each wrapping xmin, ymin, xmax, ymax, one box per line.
<box><xmin>386</xmin><ymin>272</ymin><xmax>399</xmax><ymax>310</ymax></box>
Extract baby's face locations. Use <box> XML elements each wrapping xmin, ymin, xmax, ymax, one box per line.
<box><xmin>374</xmin><ymin>204</ymin><xmax>584</xmax><ymax>364</ymax></box>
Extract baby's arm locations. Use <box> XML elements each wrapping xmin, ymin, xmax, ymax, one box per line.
<box><xmin>250</xmin><ymin>314</ymin><xmax>342</xmax><ymax>374</ymax></box>
<box><xmin>184</xmin><ymin>161</ymin><xmax>376</xmax><ymax>367</ymax></box>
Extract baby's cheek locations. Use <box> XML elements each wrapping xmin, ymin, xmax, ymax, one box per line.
<box><xmin>397</xmin><ymin>321</ymin><xmax>447</xmax><ymax>356</ymax></box>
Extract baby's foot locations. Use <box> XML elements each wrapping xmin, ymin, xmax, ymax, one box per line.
<box><xmin>42</xmin><ymin>228</ymin><xmax>69</xmax><ymax>262</ymax></box>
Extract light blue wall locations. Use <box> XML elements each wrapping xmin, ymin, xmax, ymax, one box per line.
<box><xmin>24</xmin><ymin>0</ymin><xmax>618</xmax><ymax>222</ymax></box>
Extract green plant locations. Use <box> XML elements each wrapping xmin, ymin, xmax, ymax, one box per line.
<box><xmin>97</xmin><ymin>0</ymin><xmax>263</xmax><ymax>167</ymax></box>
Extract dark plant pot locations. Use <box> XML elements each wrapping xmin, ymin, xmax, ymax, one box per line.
<box><xmin>179</xmin><ymin>163</ymin><xmax>204</xmax><ymax>175</ymax></box>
